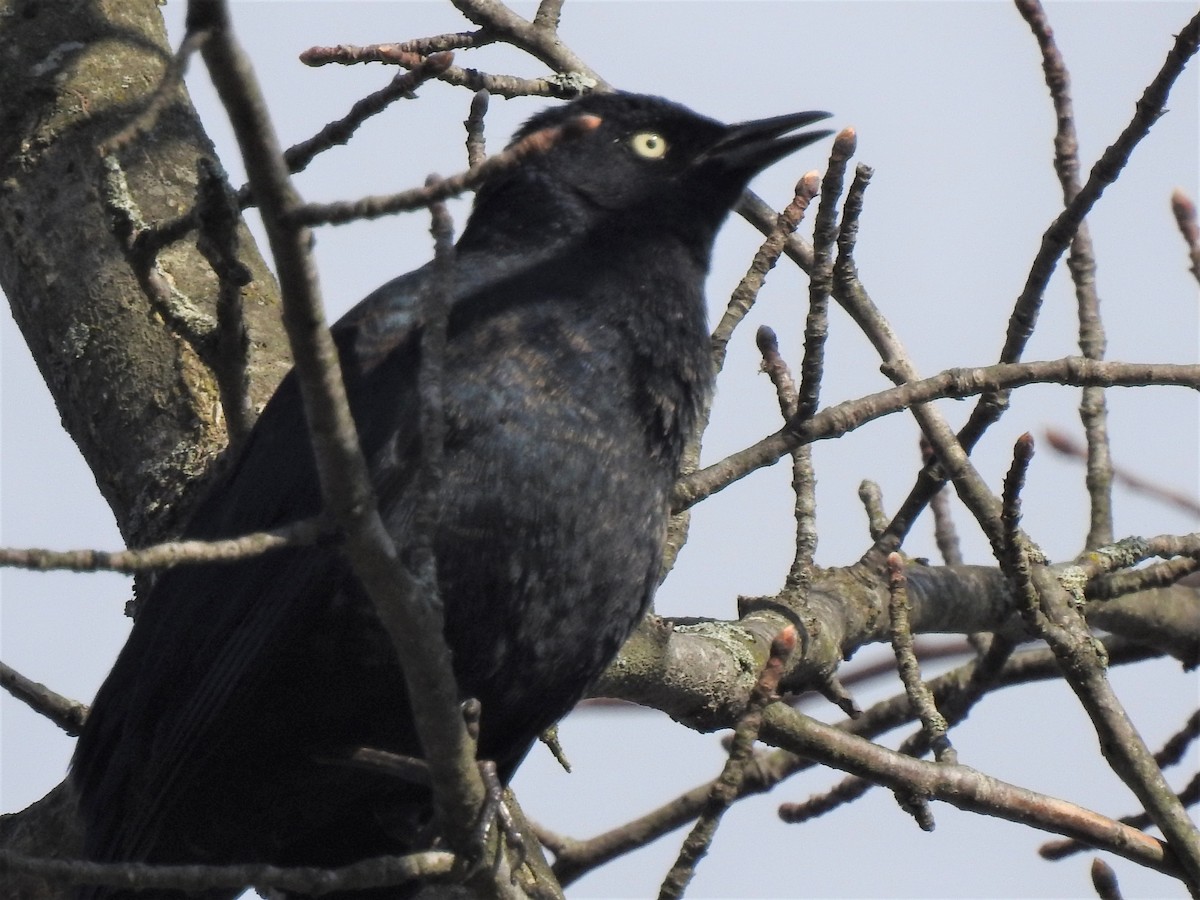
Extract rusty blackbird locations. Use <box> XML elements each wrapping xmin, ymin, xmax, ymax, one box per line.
<box><xmin>71</xmin><ymin>92</ymin><xmax>831</xmax><ymax>897</ymax></box>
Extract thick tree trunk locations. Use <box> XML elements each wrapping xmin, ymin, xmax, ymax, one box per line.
<box><xmin>0</xmin><ymin>2</ymin><xmax>286</xmax><ymax>895</ymax></box>
<box><xmin>0</xmin><ymin>0</ymin><xmax>288</xmax><ymax>547</ymax></box>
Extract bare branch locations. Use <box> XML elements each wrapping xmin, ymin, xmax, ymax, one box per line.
<box><xmin>675</xmin><ymin>358</ymin><xmax>1200</xmax><ymax>512</ymax></box>
<box><xmin>1041</xmin><ymin>772</ymin><xmax>1200</xmax><ymax>864</ymax></box>
<box><xmin>856</xmin><ymin>480</ymin><xmax>888</xmax><ymax>542</ymax></box>
<box><xmin>781</xmin><ymin>634</ymin><xmax>1015</xmax><ymax>827</ymax></box>
<box><xmin>301</xmin><ymin>36</ymin><xmax>577</xmax><ymax>99</ymax></box>
<box><xmin>0</xmin><ymin>661</ymin><xmax>87</xmax><ymax>736</ymax></box>
<box><xmin>1006</xmin><ymin>515</ymin><xmax>1200</xmax><ymax>892</ymax></box>
<box><xmin>448</xmin><ymin>0</ymin><xmax>607</xmax><ymax>88</ymax></box>
<box><xmin>292</xmin><ymin>114</ymin><xmax>601</xmax><ymax>226</ymax></box>
<box><xmin>465</xmin><ymin>89</ymin><xmax>490</xmax><ymax>167</ymax></box>
<box><xmin>0</xmin><ymin>847</ymin><xmax>456</xmax><ymax>894</ymax></box>
<box><xmin>280</xmin><ymin>51</ymin><xmax>456</xmax><ymax>179</ymax></box>
<box><xmin>888</xmin><ymin>555</ymin><xmax>955</xmax><ymax>765</ymax></box>
<box><xmin>1155</xmin><ymin>710</ymin><xmax>1200</xmax><ymax>771</ymax></box>
<box><xmin>760</xmin><ymin>704</ymin><xmax>1184</xmax><ymax>880</ymax></box>
<box><xmin>798</xmin><ymin>129</ymin><xmax>854</xmax><ymax>422</ymax></box>
<box><xmin>301</xmin><ymin>33</ymin><xmax>486</xmax><ymax>65</ymax></box>
<box><xmin>1045</xmin><ymin>428</ymin><xmax>1200</xmax><ymax>516</ymax></box>
<box><xmin>0</xmin><ymin>517</ymin><xmax>327</xmax><ymax>574</ymax></box>
<box><xmin>711</xmin><ymin>174</ymin><xmax>819</xmax><ymax>377</ymax></box>
<box><xmin>755</xmin><ymin>326</ymin><xmax>799</xmax><ymax>420</ymax></box>
<box><xmin>190</xmin><ymin>0</ymin><xmax>491</xmax><ymax>859</ymax></box>
<box><xmin>789</xmin><ymin>137</ymin><xmax>857</xmax><ymax>587</ymax></box>
<box><xmin>561</xmin><ymin>635</ymin><xmax>1153</xmax><ymax>885</ymax></box>
<box><xmin>921</xmin><ymin>437</ymin><xmax>964</xmax><ymax>566</ymax></box>
<box><xmin>959</xmin><ymin>6</ymin><xmax>1200</xmax><ymax>440</ymax></box>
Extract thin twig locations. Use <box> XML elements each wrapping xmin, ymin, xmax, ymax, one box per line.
<box><xmin>828</xmin><ymin>8</ymin><xmax>1200</xmax><ymax>564</ymax></box>
<box><xmin>710</xmin><ymin>174</ymin><xmax>820</xmax><ymax>377</ymax></box>
<box><xmin>301</xmin><ymin>37</ymin><xmax>579</xmax><ymax>99</ymax></box>
<box><xmin>1089</xmin><ymin>556</ymin><xmax>1200</xmax><ymax>601</ymax></box>
<box><xmin>301</xmin><ymin>33</ymin><xmax>487</xmax><ymax>65</ymax></box>
<box><xmin>673</xmin><ymin>357</ymin><xmax>1200</xmax><ymax>512</ymax></box>
<box><xmin>1041</xmin><ymin>772</ymin><xmax>1200</xmax><ymax>862</ymax></box>
<box><xmin>755</xmin><ymin>326</ymin><xmax>798</xmax><ymax>419</ymax></box>
<box><xmin>921</xmin><ymin>437</ymin><xmax>964</xmax><ymax>566</ymax></box>
<box><xmin>0</xmin><ymin>517</ymin><xmax>327</xmax><ymax>574</ymax></box>
<box><xmin>1069</xmin><ymin>532</ymin><xmax>1197</xmax><ymax>583</ymax></box>
<box><xmin>797</xmin><ymin>130</ymin><xmax>854</xmax><ymax>422</ymax></box>
<box><xmin>781</xmin><ymin>635</ymin><xmax>1014</xmax><ymax>826</ymax></box>
<box><xmin>195</xmin><ymin>157</ymin><xmax>254</xmax><ymax>445</ymax></box>
<box><xmin>1155</xmin><ymin>710</ymin><xmax>1200</xmax><ymax>770</ymax></box>
<box><xmin>292</xmin><ymin>114</ymin><xmax>601</xmax><ymax>226</ymax></box>
<box><xmin>888</xmin><ymin>554</ymin><xmax>956</xmax><ymax>765</ymax></box>
<box><xmin>999</xmin><ymin>433</ymin><xmax>1053</xmax><ymax>635</ymax></box>
<box><xmin>857</xmin><ymin>480</ymin><xmax>888</xmax><ymax>542</ymax></box>
<box><xmin>0</xmin><ymin>847</ymin><xmax>456</xmax><ymax>894</ymax></box>
<box><xmin>884</xmin><ymin>555</ymin><xmax>945</xmax><ymax>830</ymax></box>
<box><xmin>668</xmin><ymin>177</ymin><xmax>818</xmax><ymax>580</ymax></box>
<box><xmin>0</xmin><ymin>660</ymin><xmax>88</xmax><ymax>736</ymax></box>
<box><xmin>278</xmin><ymin>51</ymin><xmax>455</xmax><ymax>180</ymax></box>
<box><xmin>465</xmin><ymin>90</ymin><xmax>490</xmax><ymax>167</ymax></box>
<box><xmin>958</xmin><ymin>7</ymin><xmax>1200</xmax><ymax>446</ymax></box>
<box><xmin>788</xmin><ymin>138</ymin><xmax>856</xmax><ymax>589</ymax></box>
<box><xmin>999</xmin><ymin>499</ymin><xmax>1200</xmax><ymax>887</ymax></box>
<box><xmin>1045</xmin><ymin>428</ymin><xmax>1200</xmax><ymax>516</ymax></box>
<box><xmin>448</xmin><ymin>0</ymin><xmax>606</xmax><ymax>88</ymax></box>
<box><xmin>760</xmin><ymin>703</ymin><xmax>1183</xmax><ymax>880</ymax></box>
<box><xmin>143</xmin><ymin>52</ymin><xmax>457</xmax><ymax>250</ymax></box>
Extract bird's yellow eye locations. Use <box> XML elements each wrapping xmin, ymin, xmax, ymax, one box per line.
<box><xmin>629</xmin><ymin>131</ymin><xmax>669</xmax><ymax>160</ymax></box>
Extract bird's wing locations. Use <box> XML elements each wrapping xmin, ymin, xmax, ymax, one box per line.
<box><xmin>73</xmin><ymin>268</ymin><xmax>439</xmax><ymax>861</ymax></box>
<box><xmin>74</xmin><ymin>242</ymin><xmax>573</xmax><ymax>862</ymax></box>
<box><xmin>73</xmin><ymin>366</ymin><xmax>348</xmax><ymax>861</ymax></box>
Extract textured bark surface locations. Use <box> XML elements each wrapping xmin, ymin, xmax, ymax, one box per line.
<box><xmin>0</xmin><ymin>0</ymin><xmax>289</xmax><ymax>547</ymax></box>
<box><xmin>0</xmin><ymin>2</ymin><xmax>287</xmax><ymax>895</ymax></box>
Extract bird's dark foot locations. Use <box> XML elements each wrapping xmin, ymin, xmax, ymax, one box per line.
<box><xmin>470</xmin><ymin>759</ymin><xmax>526</xmax><ymax>879</ymax></box>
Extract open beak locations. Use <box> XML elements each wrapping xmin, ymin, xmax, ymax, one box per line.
<box><xmin>703</xmin><ymin>110</ymin><xmax>834</xmax><ymax>173</ymax></box>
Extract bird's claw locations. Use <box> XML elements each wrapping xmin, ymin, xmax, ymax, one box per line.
<box><xmin>471</xmin><ymin>759</ymin><xmax>526</xmax><ymax>880</ymax></box>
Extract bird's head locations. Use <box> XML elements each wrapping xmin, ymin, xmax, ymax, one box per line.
<box><xmin>460</xmin><ymin>92</ymin><xmax>832</xmax><ymax>256</ymax></box>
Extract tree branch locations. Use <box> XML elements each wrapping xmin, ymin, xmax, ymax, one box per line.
<box><xmin>190</xmin><ymin>0</ymin><xmax>494</xmax><ymax>873</ymax></box>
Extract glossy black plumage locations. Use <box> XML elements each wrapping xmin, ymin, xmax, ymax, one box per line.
<box><xmin>71</xmin><ymin>92</ymin><xmax>830</xmax><ymax>898</ymax></box>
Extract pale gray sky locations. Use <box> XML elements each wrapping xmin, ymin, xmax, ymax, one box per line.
<box><xmin>2</xmin><ymin>2</ymin><xmax>1198</xmax><ymax>897</ymax></box>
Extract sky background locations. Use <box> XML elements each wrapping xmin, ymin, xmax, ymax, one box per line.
<box><xmin>2</xmin><ymin>2</ymin><xmax>1198</xmax><ymax>898</ymax></box>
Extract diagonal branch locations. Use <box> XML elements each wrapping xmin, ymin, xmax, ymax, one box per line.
<box><xmin>674</xmin><ymin>358</ymin><xmax>1200</xmax><ymax>512</ymax></box>
<box><xmin>188</xmin><ymin>0</ymin><xmax>490</xmax><ymax>865</ymax></box>
<box><xmin>0</xmin><ymin>662</ymin><xmax>88</xmax><ymax>736</ymax></box>
<box><xmin>759</xmin><ymin>703</ymin><xmax>1184</xmax><ymax>880</ymax></box>
<box><xmin>0</xmin><ymin>517</ymin><xmax>327</xmax><ymax>574</ymax></box>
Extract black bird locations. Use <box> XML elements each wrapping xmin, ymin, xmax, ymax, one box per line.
<box><xmin>71</xmin><ymin>92</ymin><xmax>831</xmax><ymax>897</ymax></box>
